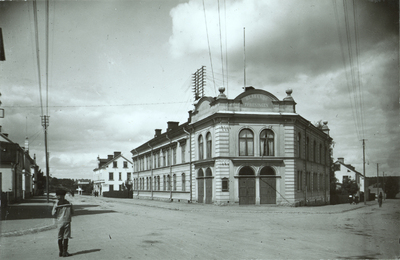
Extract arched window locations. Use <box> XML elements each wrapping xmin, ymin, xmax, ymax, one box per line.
<box><xmin>173</xmin><ymin>174</ymin><xmax>177</xmax><ymax>191</ymax></box>
<box><xmin>157</xmin><ymin>176</ymin><xmax>160</xmax><ymax>191</ymax></box>
<box><xmin>206</xmin><ymin>167</ymin><xmax>212</xmax><ymax>177</ymax></box>
<box><xmin>182</xmin><ymin>173</ymin><xmax>186</xmax><ymax>192</ymax></box>
<box><xmin>167</xmin><ymin>175</ymin><xmax>171</xmax><ymax>191</ymax></box>
<box><xmin>260</xmin><ymin>166</ymin><xmax>275</xmax><ymax>175</ymax></box>
<box><xmin>198</xmin><ymin>169</ymin><xmax>204</xmax><ymax>177</ymax></box>
<box><xmin>239</xmin><ymin>129</ymin><xmax>254</xmax><ymax>156</ymax></box>
<box><xmin>260</xmin><ymin>129</ymin><xmax>274</xmax><ymax>156</ymax></box>
<box><xmin>239</xmin><ymin>166</ymin><xmax>254</xmax><ymax>175</ymax></box>
<box><xmin>206</xmin><ymin>133</ymin><xmax>212</xmax><ymax>159</ymax></box>
<box><xmin>198</xmin><ymin>135</ymin><xmax>204</xmax><ymax>160</ymax></box>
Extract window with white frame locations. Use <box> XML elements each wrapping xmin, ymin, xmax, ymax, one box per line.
<box><xmin>260</xmin><ymin>129</ymin><xmax>274</xmax><ymax>156</ymax></box>
<box><xmin>198</xmin><ymin>135</ymin><xmax>204</xmax><ymax>160</ymax></box>
<box><xmin>239</xmin><ymin>129</ymin><xmax>254</xmax><ymax>156</ymax></box>
<box><xmin>206</xmin><ymin>133</ymin><xmax>212</xmax><ymax>159</ymax></box>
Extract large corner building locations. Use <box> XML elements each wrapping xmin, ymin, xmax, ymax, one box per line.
<box><xmin>131</xmin><ymin>87</ymin><xmax>332</xmax><ymax>206</ymax></box>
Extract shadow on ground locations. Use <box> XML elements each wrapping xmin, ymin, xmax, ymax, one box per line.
<box><xmin>72</xmin><ymin>249</ymin><xmax>101</xmax><ymax>256</ymax></box>
<box><xmin>1</xmin><ymin>204</ymin><xmax>116</xmax><ymax>220</ymax></box>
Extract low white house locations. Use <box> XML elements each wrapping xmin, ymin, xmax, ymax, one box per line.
<box><xmin>93</xmin><ymin>152</ymin><xmax>133</xmax><ymax>196</ymax></box>
<box><xmin>334</xmin><ymin>157</ymin><xmax>364</xmax><ymax>195</ymax></box>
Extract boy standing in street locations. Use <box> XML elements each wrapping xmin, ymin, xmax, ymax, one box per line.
<box><xmin>52</xmin><ymin>190</ymin><xmax>74</xmax><ymax>257</ymax></box>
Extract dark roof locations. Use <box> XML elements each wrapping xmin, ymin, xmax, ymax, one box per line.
<box><xmin>131</xmin><ymin>122</ymin><xmax>189</xmax><ymax>154</ymax></box>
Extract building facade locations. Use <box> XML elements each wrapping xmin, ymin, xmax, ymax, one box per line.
<box><xmin>1</xmin><ymin>133</ymin><xmax>37</xmax><ymax>204</ymax></box>
<box><xmin>131</xmin><ymin>87</ymin><xmax>332</xmax><ymax>206</ymax></box>
<box><xmin>93</xmin><ymin>152</ymin><xmax>133</xmax><ymax>196</ymax></box>
<box><xmin>334</xmin><ymin>157</ymin><xmax>365</xmax><ymax>196</ymax></box>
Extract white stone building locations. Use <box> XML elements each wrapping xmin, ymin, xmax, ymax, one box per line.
<box><xmin>93</xmin><ymin>152</ymin><xmax>133</xmax><ymax>196</ymax></box>
<box><xmin>131</xmin><ymin>87</ymin><xmax>332</xmax><ymax>206</ymax></box>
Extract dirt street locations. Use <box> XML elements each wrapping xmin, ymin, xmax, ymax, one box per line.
<box><xmin>1</xmin><ymin>196</ymin><xmax>399</xmax><ymax>260</ymax></box>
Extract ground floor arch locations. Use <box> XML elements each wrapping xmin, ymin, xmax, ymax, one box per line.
<box><xmin>238</xmin><ymin>166</ymin><xmax>256</xmax><ymax>205</ymax></box>
<box><xmin>259</xmin><ymin>166</ymin><xmax>276</xmax><ymax>204</ymax></box>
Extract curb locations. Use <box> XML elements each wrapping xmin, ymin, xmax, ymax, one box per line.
<box><xmin>0</xmin><ymin>222</ymin><xmax>57</xmax><ymax>237</ymax></box>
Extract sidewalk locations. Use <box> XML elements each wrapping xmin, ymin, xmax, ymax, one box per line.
<box><xmin>88</xmin><ymin>194</ymin><xmax>376</xmax><ymax>214</ymax></box>
<box><xmin>1</xmin><ymin>194</ymin><xmax>376</xmax><ymax>237</ymax></box>
<box><xmin>0</xmin><ymin>195</ymin><xmax>57</xmax><ymax>237</ymax></box>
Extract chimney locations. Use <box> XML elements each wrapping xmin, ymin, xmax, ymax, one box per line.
<box><xmin>154</xmin><ymin>129</ymin><xmax>162</xmax><ymax>137</ymax></box>
<box><xmin>108</xmin><ymin>155</ymin><xmax>113</xmax><ymax>160</ymax></box>
<box><xmin>338</xmin><ymin>157</ymin><xmax>344</xmax><ymax>164</ymax></box>
<box><xmin>167</xmin><ymin>121</ymin><xmax>179</xmax><ymax>132</ymax></box>
<box><xmin>114</xmin><ymin>151</ymin><xmax>121</xmax><ymax>157</ymax></box>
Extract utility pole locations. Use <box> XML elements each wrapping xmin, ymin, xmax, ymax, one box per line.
<box><xmin>362</xmin><ymin>139</ymin><xmax>367</xmax><ymax>205</ymax></box>
<box><xmin>41</xmin><ymin>116</ymin><xmax>50</xmax><ymax>203</ymax></box>
<box><xmin>377</xmin><ymin>163</ymin><xmax>379</xmax><ymax>199</ymax></box>
<box><xmin>383</xmin><ymin>172</ymin><xmax>385</xmax><ymax>200</ymax></box>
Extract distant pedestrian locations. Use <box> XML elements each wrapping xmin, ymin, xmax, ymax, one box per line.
<box><xmin>52</xmin><ymin>189</ymin><xmax>74</xmax><ymax>257</ymax></box>
<box><xmin>378</xmin><ymin>192</ymin><xmax>383</xmax><ymax>207</ymax></box>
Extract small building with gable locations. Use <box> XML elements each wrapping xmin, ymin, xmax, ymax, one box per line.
<box><xmin>93</xmin><ymin>152</ymin><xmax>133</xmax><ymax>196</ymax></box>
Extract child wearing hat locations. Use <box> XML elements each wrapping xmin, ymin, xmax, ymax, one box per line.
<box><xmin>52</xmin><ymin>189</ymin><xmax>74</xmax><ymax>257</ymax></box>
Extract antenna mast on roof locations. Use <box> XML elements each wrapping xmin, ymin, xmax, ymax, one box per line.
<box><xmin>192</xmin><ymin>66</ymin><xmax>206</xmax><ymax>100</ymax></box>
<box><xmin>243</xmin><ymin>27</ymin><xmax>246</xmax><ymax>90</ymax></box>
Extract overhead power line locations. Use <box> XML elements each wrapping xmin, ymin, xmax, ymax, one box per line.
<box><xmin>5</xmin><ymin>101</ymin><xmax>188</xmax><ymax>108</ymax></box>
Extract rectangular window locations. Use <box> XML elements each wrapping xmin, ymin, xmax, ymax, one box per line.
<box><xmin>113</xmin><ymin>161</ymin><xmax>117</xmax><ymax>168</ymax></box>
<box><xmin>109</xmin><ymin>172</ymin><xmax>114</xmax><ymax>181</ymax></box>
<box><xmin>163</xmin><ymin>151</ymin><xmax>166</xmax><ymax>167</ymax></box>
<box><xmin>163</xmin><ymin>175</ymin><xmax>166</xmax><ymax>191</ymax></box>
<box><xmin>181</xmin><ymin>143</ymin><xmax>186</xmax><ymax>163</ymax></box>
<box><xmin>119</xmin><ymin>184</ymin><xmax>122</xmax><ymax>191</ymax></box>
<box><xmin>222</xmin><ymin>178</ymin><xmax>229</xmax><ymax>192</ymax></box>
<box><xmin>127</xmin><ymin>172</ymin><xmax>131</xmax><ymax>181</ymax></box>
<box><xmin>109</xmin><ymin>184</ymin><xmax>114</xmax><ymax>191</ymax></box>
<box><xmin>119</xmin><ymin>172</ymin><xmax>122</xmax><ymax>181</ymax></box>
<box><xmin>173</xmin><ymin>147</ymin><xmax>177</xmax><ymax>165</ymax></box>
<box><xmin>123</xmin><ymin>161</ymin><xmax>128</xmax><ymax>168</ymax></box>
<box><xmin>182</xmin><ymin>173</ymin><xmax>186</xmax><ymax>192</ymax></box>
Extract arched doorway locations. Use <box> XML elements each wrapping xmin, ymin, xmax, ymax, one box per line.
<box><xmin>197</xmin><ymin>169</ymin><xmax>204</xmax><ymax>203</ymax></box>
<box><xmin>205</xmin><ymin>168</ymin><xmax>213</xmax><ymax>204</ymax></box>
<box><xmin>260</xmin><ymin>166</ymin><xmax>276</xmax><ymax>204</ymax></box>
<box><xmin>238</xmin><ymin>166</ymin><xmax>255</xmax><ymax>205</ymax></box>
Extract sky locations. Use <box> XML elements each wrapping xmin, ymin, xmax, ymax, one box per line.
<box><xmin>0</xmin><ymin>0</ymin><xmax>398</xmax><ymax>180</ymax></box>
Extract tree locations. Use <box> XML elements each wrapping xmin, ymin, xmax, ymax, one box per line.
<box><xmin>384</xmin><ymin>177</ymin><xmax>399</xmax><ymax>199</ymax></box>
<box><xmin>341</xmin><ymin>177</ymin><xmax>359</xmax><ymax>195</ymax></box>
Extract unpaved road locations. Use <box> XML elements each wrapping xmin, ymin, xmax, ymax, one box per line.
<box><xmin>1</xmin><ymin>196</ymin><xmax>399</xmax><ymax>259</ymax></box>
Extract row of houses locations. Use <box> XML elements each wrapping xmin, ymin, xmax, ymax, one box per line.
<box><xmin>0</xmin><ymin>131</ymin><xmax>41</xmax><ymax>206</ymax></box>
<box><xmin>93</xmin><ymin>87</ymin><xmax>333</xmax><ymax>206</ymax></box>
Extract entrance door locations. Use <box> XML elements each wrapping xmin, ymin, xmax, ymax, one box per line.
<box><xmin>260</xmin><ymin>178</ymin><xmax>276</xmax><ymax>204</ymax></box>
<box><xmin>205</xmin><ymin>178</ymin><xmax>212</xmax><ymax>204</ymax></box>
<box><xmin>239</xmin><ymin>178</ymin><xmax>255</xmax><ymax>205</ymax></box>
<box><xmin>198</xmin><ymin>179</ymin><xmax>204</xmax><ymax>203</ymax></box>
<box><xmin>238</xmin><ymin>166</ymin><xmax>256</xmax><ymax>205</ymax></box>
<box><xmin>260</xmin><ymin>166</ymin><xmax>276</xmax><ymax>204</ymax></box>
<box><xmin>197</xmin><ymin>169</ymin><xmax>204</xmax><ymax>203</ymax></box>
<box><xmin>205</xmin><ymin>168</ymin><xmax>213</xmax><ymax>204</ymax></box>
